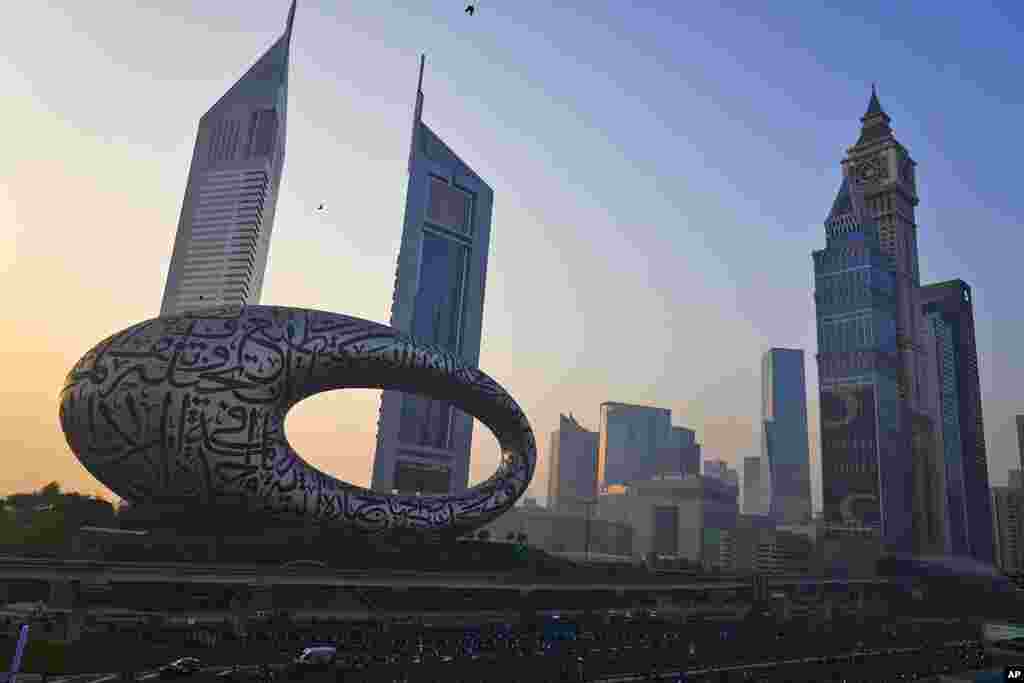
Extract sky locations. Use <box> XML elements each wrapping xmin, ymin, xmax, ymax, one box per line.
<box><xmin>2</xmin><ymin>1</ymin><xmax>1023</xmax><ymax>510</ymax></box>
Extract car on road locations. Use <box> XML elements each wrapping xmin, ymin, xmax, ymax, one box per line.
<box><xmin>287</xmin><ymin>646</ymin><xmax>337</xmax><ymax>677</ymax></box>
<box><xmin>159</xmin><ymin>658</ymin><xmax>202</xmax><ymax>678</ymax></box>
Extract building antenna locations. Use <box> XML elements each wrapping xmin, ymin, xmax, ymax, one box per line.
<box><xmin>408</xmin><ymin>54</ymin><xmax>426</xmax><ymax>173</ymax></box>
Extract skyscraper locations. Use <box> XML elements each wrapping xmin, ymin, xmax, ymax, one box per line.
<box><xmin>161</xmin><ymin>2</ymin><xmax>297</xmax><ymax>316</ymax></box>
<box><xmin>1017</xmin><ymin>415</ymin><xmax>1024</xmax><ymax>475</ymax></box>
<box><xmin>371</xmin><ymin>58</ymin><xmax>495</xmax><ymax>495</ymax></box>
<box><xmin>992</xmin><ymin>486</ymin><xmax>1024</xmax><ymax>573</ymax></box>
<box><xmin>921</xmin><ymin>279</ymin><xmax>995</xmax><ymax>563</ymax></box>
<box><xmin>813</xmin><ymin>88</ymin><xmax>919</xmax><ymax>553</ymax></box>
<box><xmin>597</xmin><ymin>402</ymin><xmax>672</xmax><ymax>490</ymax></box>
<box><xmin>547</xmin><ymin>414</ymin><xmax>599</xmax><ymax>513</ymax></box>
<box><xmin>761</xmin><ymin>348</ymin><xmax>813</xmax><ymax>524</ymax></box>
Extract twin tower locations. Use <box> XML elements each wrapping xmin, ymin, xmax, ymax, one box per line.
<box><xmin>159</xmin><ymin>2</ymin><xmax>493</xmax><ymax>497</ymax></box>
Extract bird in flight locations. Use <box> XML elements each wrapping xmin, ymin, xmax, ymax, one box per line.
<box><xmin>465</xmin><ymin>4</ymin><xmax>475</xmax><ymax>15</ymax></box>
<box><xmin>316</xmin><ymin>203</ymin><xmax>326</xmax><ymax>212</ymax></box>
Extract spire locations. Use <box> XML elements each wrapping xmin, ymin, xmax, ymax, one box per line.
<box><xmin>864</xmin><ymin>82</ymin><xmax>884</xmax><ymax>117</ymax></box>
<box><xmin>415</xmin><ymin>53</ymin><xmax>425</xmax><ymax>122</ymax></box>
<box><xmin>856</xmin><ymin>83</ymin><xmax>892</xmax><ymax>145</ymax></box>
<box><xmin>286</xmin><ymin>0</ymin><xmax>297</xmax><ymax>36</ymax></box>
<box><xmin>408</xmin><ymin>54</ymin><xmax>426</xmax><ymax>173</ymax></box>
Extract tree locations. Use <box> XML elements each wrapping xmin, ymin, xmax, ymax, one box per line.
<box><xmin>22</xmin><ymin>507</ymin><xmax>67</xmax><ymax>547</ymax></box>
<box><xmin>39</xmin><ymin>482</ymin><xmax>62</xmax><ymax>499</ymax></box>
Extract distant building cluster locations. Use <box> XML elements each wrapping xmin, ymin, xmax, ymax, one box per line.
<box><xmin>529</xmin><ymin>90</ymin><xmax>1016</xmax><ymax>576</ymax></box>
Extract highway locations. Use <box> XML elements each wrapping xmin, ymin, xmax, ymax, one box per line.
<box><xmin>0</xmin><ymin>556</ymin><xmax>887</xmax><ymax>592</ymax></box>
<box><xmin>37</xmin><ymin>641</ymin><xmax>994</xmax><ymax>683</ymax></box>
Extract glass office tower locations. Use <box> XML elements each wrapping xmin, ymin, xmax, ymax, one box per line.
<box><xmin>761</xmin><ymin>348</ymin><xmax>813</xmax><ymax>523</ymax></box>
<box><xmin>921</xmin><ymin>279</ymin><xmax>995</xmax><ymax>563</ymax></box>
<box><xmin>371</xmin><ymin>58</ymin><xmax>494</xmax><ymax>495</ymax></box>
<box><xmin>814</xmin><ymin>171</ymin><xmax>912</xmax><ymax>553</ymax></box>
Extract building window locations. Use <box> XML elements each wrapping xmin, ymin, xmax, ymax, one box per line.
<box><xmin>398</xmin><ymin>231</ymin><xmax>470</xmax><ymax>449</ymax></box>
<box><xmin>427</xmin><ymin>176</ymin><xmax>473</xmax><ymax>236</ymax></box>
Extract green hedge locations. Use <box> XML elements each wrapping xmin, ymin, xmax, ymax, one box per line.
<box><xmin>0</xmin><ymin>638</ymin><xmax>68</xmax><ymax>673</ymax></box>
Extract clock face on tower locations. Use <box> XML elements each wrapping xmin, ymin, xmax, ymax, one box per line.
<box><xmin>854</xmin><ymin>160</ymin><xmax>877</xmax><ymax>184</ymax></box>
<box><xmin>854</xmin><ymin>156</ymin><xmax>889</xmax><ymax>185</ymax></box>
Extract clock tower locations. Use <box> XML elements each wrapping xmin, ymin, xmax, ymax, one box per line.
<box><xmin>812</xmin><ymin>86</ymin><xmax>941</xmax><ymax>554</ymax></box>
<box><xmin>842</xmin><ymin>86</ymin><xmax>925</xmax><ymax>412</ymax></box>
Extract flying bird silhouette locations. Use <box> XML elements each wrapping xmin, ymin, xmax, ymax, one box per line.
<box><xmin>316</xmin><ymin>203</ymin><xmax>325</xmax><ymax>212</ymax></box>
<box><xmin>465</xmin><ymin>4</ymin><xmax>475</xmax><ymax>16</ymax></box>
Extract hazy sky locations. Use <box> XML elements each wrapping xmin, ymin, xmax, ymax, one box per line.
<box><xmin>2</xmin><ymin>1</ymin><xmax>1023</xmax><ymax>509</ymax></box>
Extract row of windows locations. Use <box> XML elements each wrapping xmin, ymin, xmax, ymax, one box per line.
<box><xmin>816</xmin><ymin>268</ymin><xmax>892</xmax><ymax>307</ymax></box>
<box><xmin>818</xmin><ymin>315</ymin><xmax>878</xmax><ymax>352</ymax></box>
<box><xmin>208</xmin><ymin>118</ymin><xmax>242</xmax><ymax>164</ymax></box>
<box><xmin>824</xmin><ymin>439</ymin><xmax>877</xmax><ymax>452</ymax></box>
<box><xmin>206</xmin><ymin>111</ymin><xmax>278</xmax><ymax>165</ymax></box>
<box><xmin>815</xmin><ymin>246</ymin><xmax>873</xmax><ymax>270</ymax></box>
<box><xmin>825</xmin><ymin>461</ymin><xmax>878</xmax><ymax>475</ymax></box>
<box><xmin>867</xmin><ymin>194</ymin><xmax>894</xmax><ymax>215</ymax></box>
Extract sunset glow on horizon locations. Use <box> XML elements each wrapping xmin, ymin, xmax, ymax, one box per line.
<box><xmin>3</xmin><ymin>1</ymin><xmax>1023</xmax><ymax>510</ymax></box>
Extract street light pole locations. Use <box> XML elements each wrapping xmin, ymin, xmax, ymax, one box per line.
<box><xmin>582</xmin><ymin>498</ymin><xmax>598</xmax><ymax>561</ymax></box>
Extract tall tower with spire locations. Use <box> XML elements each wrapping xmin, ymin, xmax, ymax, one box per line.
<box><xmin>845</xmin><ymin>86</ymin><xmax>925</xmax><ymax>411</ymax></box>
<box><xmin>371</xmin><ymin>57</ymin><xmax>495</xmax><ymax>496</ymax></box>
<box><xmin>812</xmin><ymin>86</ymin><xmax>926</xmax><ymax>554</ymax></box>
<box><xmin>161</xmin><ymin>1</ymin><xmax>298</xmax><ymax>316</ymax></box>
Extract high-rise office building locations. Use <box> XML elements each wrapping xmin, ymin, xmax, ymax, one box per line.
<box><xmin>655</xmin><ymin>426</ymin><xmax>701</xmax><ymax>478</ymax></box>
<box><xmin>921</xmin><ymin>279</ymin><xmax>995</xmax><ymax>563</ymax></box>
<box><xmin>1017</xmin><ymin>415</ymin><xmax>1024</xmax><ymax>474</ymax></box>
<box><xmin>813</xmin><ymin>88</ymin><xmax>925</xmax><ymax>553</ymax></box>
<box><xmin>597</xmin><ymin>403</ymin><xmax>673</xmax><ymax>490</ymax></box>
<box><xmin>761</xmin><ymin>348</ymin><xmax>813</xmax><ymax>523</ymax></box>
<box><xmin>915</xmin><ymin>312</ymin><xmax>949</xmax><ymax>554</ymax></box>
<box><xmin>743</xmin><ymin>456</ymin><xmax>771</xmax><ymax>517</ymax></box>
<box><xmin>371</xmin><ymin>58</ymin><xmax>495</xmax><ymax>495</ymax></box>
<box><xmin>161</xmin><ymin>2</ymin><xmax>297</xmax><ymax>316</ymax></box>
<box><xmin>547</xmin><ymin>414</ymin><xmax>599</xmax><ymax>513</ymax></box>
<box><xmin>992</xmin><ymin>486</ymin><xmax>1024</xmax><ymax>573</ymax></box>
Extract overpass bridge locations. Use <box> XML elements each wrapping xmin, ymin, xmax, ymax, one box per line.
<box><xmin>0</xmin><ymin>556</ymin><xmax>888</xmax><ymax>592</ymax></box>
<box><xmin>0</xmin><ymin>556</ymin><xmax>900</xmax><ymax>643</ymax></box>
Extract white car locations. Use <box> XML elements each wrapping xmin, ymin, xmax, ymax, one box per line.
<box><xmin>293</xmin><ymin>646</ymin><xmax>336</xmax><ymax>668</ymax></box>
